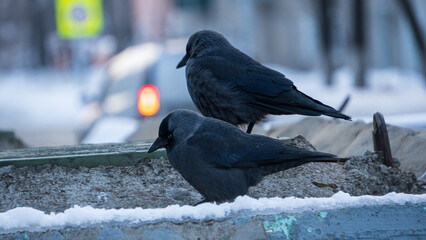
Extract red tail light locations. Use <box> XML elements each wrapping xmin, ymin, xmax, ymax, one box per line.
<box><xmin>137</xmin><ymin>84</ymin><xmax>160</xmax><ymax>116</ymax></box>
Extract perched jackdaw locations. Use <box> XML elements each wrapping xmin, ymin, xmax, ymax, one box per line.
<box><xmin>177</xmin><ymin>30</ymin><xmax>351</xmax><ymax>133</ymax></box>
<box><xmin>148</xmin><ymin>109</ymin><xmax>342</xmax><ymax>203</ymax></box>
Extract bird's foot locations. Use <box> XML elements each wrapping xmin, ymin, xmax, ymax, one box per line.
<box><xmin>246</xmin><ymin>122</ymin><xmax>255</xmax><ymax>134</ymax></box>
<box><xmin>193</xmin><ymin>199</ymin><xmax>209</xmax><ymax>206</ymax></box>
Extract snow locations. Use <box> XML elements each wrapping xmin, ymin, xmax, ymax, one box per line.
<box><xmin>0</xmin><ymin>70</ymin><xmax>82</xmax><ymax>131</ymax></box>
<box><xmin>356</xmin><ymin>112</ymin><xmax>426</xmax><ymax>129</ymax></box>
<box><xmin>265</xmin><ymin>66</ymin><xmax>426</xmax><ymax>128</ymax></box>
<box><xmin>1</xmin><ymin>192</ymin><xmax>425</xmax><ymax>233</ymax></box>
<box><xmin>0</xmin><ymin>70</ymin><xmax>84</xmax><ymax>146</ymax></box>
<box><xmin>81</xmin><ymin>116</ymin><xmax>139</xmax><ymax>144</ymax></box>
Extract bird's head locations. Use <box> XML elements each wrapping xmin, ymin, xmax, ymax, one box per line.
<box><xmin>148</xmin><ymin>109</ymin><xmax>202</xmax><ymax>153</ymax></box>
<box><xmin>177</xmin><ymin>30</ymin><xmax>231</xmax><ymax>68</ymax></box>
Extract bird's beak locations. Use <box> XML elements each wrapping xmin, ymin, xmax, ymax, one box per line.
<box><xmin>148</xmin><ymin>137</ymin><xmax>168</xmax><ymax>153</ymax></box>
<box><xmin>176</xmin><ymin>53</ymin><xmax>189</xmax><ymax>68</ymax></box>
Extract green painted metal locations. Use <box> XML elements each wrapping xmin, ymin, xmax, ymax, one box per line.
<box><xmin>0</xmin><ymin>141</ymin><xmax>166</xmax><ymax>168</ymax></box>
<box><xmin>0</xmin><ymin>137</ymin><xmax>297</xmax><ymax>169</ymax></box>
<box><xmin>263</xmin><ymin>215</ymin><xmax>297</xmax><ymax>239</ymax></box>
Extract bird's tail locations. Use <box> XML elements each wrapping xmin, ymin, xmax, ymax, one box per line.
<box><xmin>260</xmin><ymin>155</ymin><xmax>347</xmax><ymax>176</ymax></box>
<box><xmin>295</xmin><ymin>90</ymin><xmax>351</xmax><ymax>120</ymax></box>
<box><xmin>253</xmin><ymin>87</ymin><xmax>351</xmax><ymax>120</ymax></box>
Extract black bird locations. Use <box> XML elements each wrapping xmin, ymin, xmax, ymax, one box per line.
<box><xmin>177</xmin><ymin>30</ymin><xmax>351</xmax><ymax>133</ymax></box>
<box><xmin>148</xmin><ymin>109</ymin><xmax>342</xmax><ymax>203</ymax></box>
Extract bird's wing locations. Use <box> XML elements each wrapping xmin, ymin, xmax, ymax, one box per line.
<box><xmin>193</xmin><ymin>50</ymin><xmax>294</xmax><ymax>98</ymax></box>
<box><xmin>186</xmin><ymin>129</ymin><xmax>335</xmax><ymax>169</ymax></box>
<box><xmin>193</xmin><ymin>52</ymin><xmax>350</xmax><ymax>118</ymax></box>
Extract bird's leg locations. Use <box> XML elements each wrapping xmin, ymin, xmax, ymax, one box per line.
<box><xmin>246</xmin><ymin>122</ymin><xmax>255</xmax><ymax>134</ymax></box>
<box><xmin>193</xmin><ymin>199</ymin><xmax>209</xmax><ymax>206</ymax></box>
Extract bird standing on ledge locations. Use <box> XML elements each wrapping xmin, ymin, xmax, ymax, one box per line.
<box><xmin>148</xmin><ymin>110</ymin><xmax>344</xmax><ymax>203</ymax></box>
<box><xmin>177</xmin><ymin>30</ymin><xmax>351</xmax><ymax>133</ymax></box>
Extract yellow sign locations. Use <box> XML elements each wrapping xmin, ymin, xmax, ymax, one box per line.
<box><xmin>55</xmin><ymin>0</ymin><xmax>103</xmax><ymax>39</ymax></box>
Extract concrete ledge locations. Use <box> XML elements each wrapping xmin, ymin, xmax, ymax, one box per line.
<box><xmin>1</xmin><ymin>137</ymin><xmax>425</xmax><ymax>239</ymax></box>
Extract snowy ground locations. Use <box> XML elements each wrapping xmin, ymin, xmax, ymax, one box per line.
<box><xmin>0</xmin><ymin>70</ymin><xmax>83</xmax><ymax>147</ymax></box>
<box><xmin>265</xmin><ymin>66</ymin><xmax>426</xmax><ymax>129</ymax></box>
<box><xmin>0</xmin><ymin>67</ymin><xmax>425</xmax><ymax>146</ymax></box>
<box><xmin>1</xmin><ymin>192</ymin><xmax>425</xmax><ymax>233</ymax></box>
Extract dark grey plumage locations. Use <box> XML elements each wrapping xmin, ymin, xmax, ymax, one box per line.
<box><xmin>148</xmin><ymin>109</ymin><xmax>342</xmax><ymax>203</ymax></box>
<box><xmin>177</xmin><ymin>30</ymin><xmax>351</xmax><ymax>133</ymax></box>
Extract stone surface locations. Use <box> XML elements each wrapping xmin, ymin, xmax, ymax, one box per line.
<box><xmin>268</xmin><ymin>117</ymin><xmax>426</xmax><ymax>178</ymax></box>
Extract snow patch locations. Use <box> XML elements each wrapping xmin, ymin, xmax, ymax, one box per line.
<box><xmin>0</xmin><ymin>71</ymin><xmax>82</xmax><ymax>130</ymax></box>
<box><xmin>265</xmin><ymin>67</ymin><xmax>426</xmax><ymax>128</ymax></box>
<box><xmin>1</xmin><ymin>192</ymin><xmax>425</xmax><ymax>233</ymax></box>
<box><xmin>81</xmin><ymin>116</ymin><xmax>139</xmax><ymax>144</ymax></box>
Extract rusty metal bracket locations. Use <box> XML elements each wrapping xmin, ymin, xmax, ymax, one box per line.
<box><xmin>372</xmin><ymin>112</ymin><xmax>393</xmax><ymax>167</ymax></box>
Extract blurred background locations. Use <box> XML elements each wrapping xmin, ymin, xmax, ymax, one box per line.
<box><xmin>0</xmin><ymin>0</ymin><xmax>425</xmax><ymax>148</ymax></box>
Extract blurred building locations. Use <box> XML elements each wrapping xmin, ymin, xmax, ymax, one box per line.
<box><xmin>0</xmin><ymin>0</ymin><xmax>425</xmax><ymax>81</ymax></box>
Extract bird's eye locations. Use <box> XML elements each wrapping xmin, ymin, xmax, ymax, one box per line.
<box><xmin>168</xmin><ymin>134</ymin><xmax>173</xmax><ymax>139</ymax></box>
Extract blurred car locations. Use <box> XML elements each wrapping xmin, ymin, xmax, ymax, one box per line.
<box><xmin>77</xmin><ymin>39</ymin><xmax>196</xmax><ymax>143</ymax></box>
